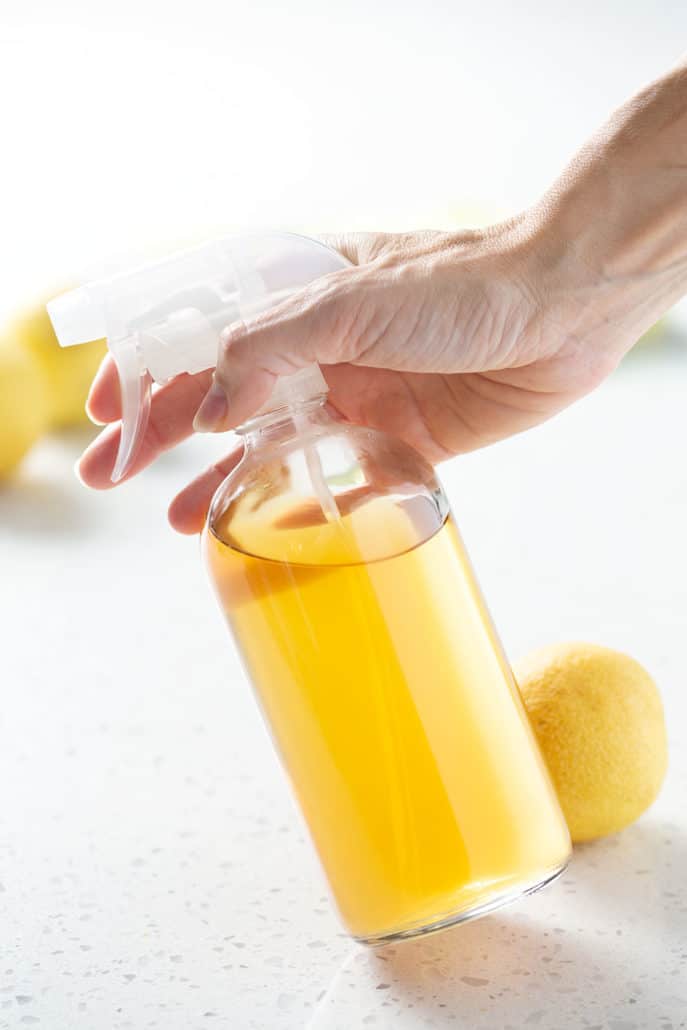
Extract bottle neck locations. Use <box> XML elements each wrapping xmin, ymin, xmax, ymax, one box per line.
<box><xmin>235</xmin><ymin>393</ymin><xmax>332</xmax><ymax>450</ymax></box>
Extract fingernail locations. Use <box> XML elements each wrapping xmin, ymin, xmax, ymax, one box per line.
<box><xmin>193</xmin><ymin>381</ymin><xmax>229</xmax><ymax>432</ymax></box>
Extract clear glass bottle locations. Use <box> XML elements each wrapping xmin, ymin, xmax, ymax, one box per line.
<box><xmin>203</xmin><ymin>391</ymin><xmax>571</xmax><ymax>945</ymax></box>
<box><xmin>48</xmin><ymin>232</ymin><xmax>571</xmax><ymax>945</ymax></box>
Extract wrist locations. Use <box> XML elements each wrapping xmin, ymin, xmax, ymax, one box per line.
<box><xmin>525</xmin><ymin>61</ymin><xmax>687</xmax><ymax>356</ymax></box>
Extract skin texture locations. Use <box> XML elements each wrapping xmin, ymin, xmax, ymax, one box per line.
<box><xmin>80</xmin><ymin>60</ymin><xmax>687</xmax><ymax>534</ymax></box>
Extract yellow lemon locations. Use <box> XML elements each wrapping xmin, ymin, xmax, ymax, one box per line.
<box><xmin>0</xmin><ymin>340</ymin><xmax>49</xmax><ymax>477</ymax></box>
<box><xmin>7</xmin><ymin>297</ymin><xmax>106</xmax><ymax>428</ymax></box>
<box><xmin>514</xmin><ymin>642</ymin><xmax>668</xmax><ymax>843</ymax></box>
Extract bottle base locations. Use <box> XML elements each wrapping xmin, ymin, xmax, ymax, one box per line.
<box><xmin>353</xmin><ymin>859</ymin><xmax>570</xmax><ymax>948</ymax></box>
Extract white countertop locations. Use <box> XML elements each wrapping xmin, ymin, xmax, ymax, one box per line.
<box><xmin>1</xmin><ymin>339</ymin><xmax>686</xmax><ymax>1029</ymax></box>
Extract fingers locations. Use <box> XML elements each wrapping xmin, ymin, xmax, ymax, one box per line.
<box><xmin>81</xmin><ymin>230</ymin><xmax>405</xmax><ymax>493</ymax></box>
<box><xmin>85</xmin><ymin>354</ymin><xmax>121</xmax><ymax>423</ymax></box>
<box><xmin>85</xmin><ymin>233</ymin><xmax>396</xmax><ymax>432</ymax></box>
<box><xmin>78</xmin><ymin>369</ymin><xmax>213</xmax><ymax>488</ymax></box>
<box><xmin>192</xmin><ymin>230</ymin><xmax>459</xmax><ymax>435</ymax></box>
<box><xmin>192</xmin><ymin>269</ymin><xmax>367</xmax><ymax>433</ymax></box>
<box><xmin>168</xmin><ymin>447</ymin><xmax>244</xmax><ymax>534</ymax></box>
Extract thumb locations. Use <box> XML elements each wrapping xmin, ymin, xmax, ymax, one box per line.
<box><xmin>193</xmin><ymin>266</ymin><xmax>364</xmax><ymax>432</ymax></box>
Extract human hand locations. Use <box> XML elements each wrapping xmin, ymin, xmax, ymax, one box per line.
<box><xmin>79</xmin><ymin>60</ymin><xmax>687</xmax><ymax>533</ymax></box>
<box><xmin>78</xmin><ymin>220</ymin><xmax>619</xmax><ymax>529</ymax></box>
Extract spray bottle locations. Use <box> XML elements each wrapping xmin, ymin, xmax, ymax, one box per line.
<box><xmin>48</xmin><ymin>232</ymin><xmax>570</xmax><ymax>944</ymax></box>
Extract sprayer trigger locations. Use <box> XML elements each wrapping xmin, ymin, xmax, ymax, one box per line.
<box><xmin>110</xmin><ymin>341</ymin><xmax>153</xmax><ymax>483</ymax></box>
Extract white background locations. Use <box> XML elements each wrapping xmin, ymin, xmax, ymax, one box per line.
<box><xmin>1</xmin><ymin>2</ymin><xmax>686</xmax><ymax>1028</ymax></box>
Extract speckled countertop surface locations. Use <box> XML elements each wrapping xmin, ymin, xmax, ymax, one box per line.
<box><xmin>1</xmin><ymin>342</ymin><xmax>686</xmax><ymax>1029</ymax></box>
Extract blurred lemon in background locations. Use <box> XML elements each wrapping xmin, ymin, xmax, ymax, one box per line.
<box><xmin>0</xmin><ymin>294</ymin><xmax>106</xmax><ymax>479</ymax></box>
<box><xmin>7</xmin><ymin>299</ymin><xmax>106</xmax><ymax>428</ymax></box>
<box><xmin>515</xmin><ymin>642</ymin><xmax>668</xmax><ymax>843</ymax></box>
<box><xmin>0</xmin><ymin>340</ymin><xmax>49</xmax><ymax>477</ymax></box>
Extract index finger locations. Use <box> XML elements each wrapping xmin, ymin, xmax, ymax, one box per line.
<box><xmin>86</xmin><ymin>354</ymin><xmax>122</xmax><ymax>424</ymax></box>
<box><xmin>78</xmin><ymin>368</ymin><xmax>213</xmax><ymax>488</ymax></box>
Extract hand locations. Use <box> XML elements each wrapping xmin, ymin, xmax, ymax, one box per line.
<box><xmin>79</xmin><ymin>60</ymin><xmax>687</xmax><ymax>533</ymax></box>
<box><xmin>79</xmin><ymin>220</ymin><xmax>622</xmax><ymax>531</ymax></box>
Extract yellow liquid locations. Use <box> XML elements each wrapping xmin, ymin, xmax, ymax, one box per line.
<box><xmin>204</xmin><ymin>492</ymin><xmax>570</xmax><ymax>942</ymax></box>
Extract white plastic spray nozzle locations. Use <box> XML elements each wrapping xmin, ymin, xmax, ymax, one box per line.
<box><xmin>47</xmin><ymin>233</ymin><xmax>350</xmax><ymax>482</ymax></box>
